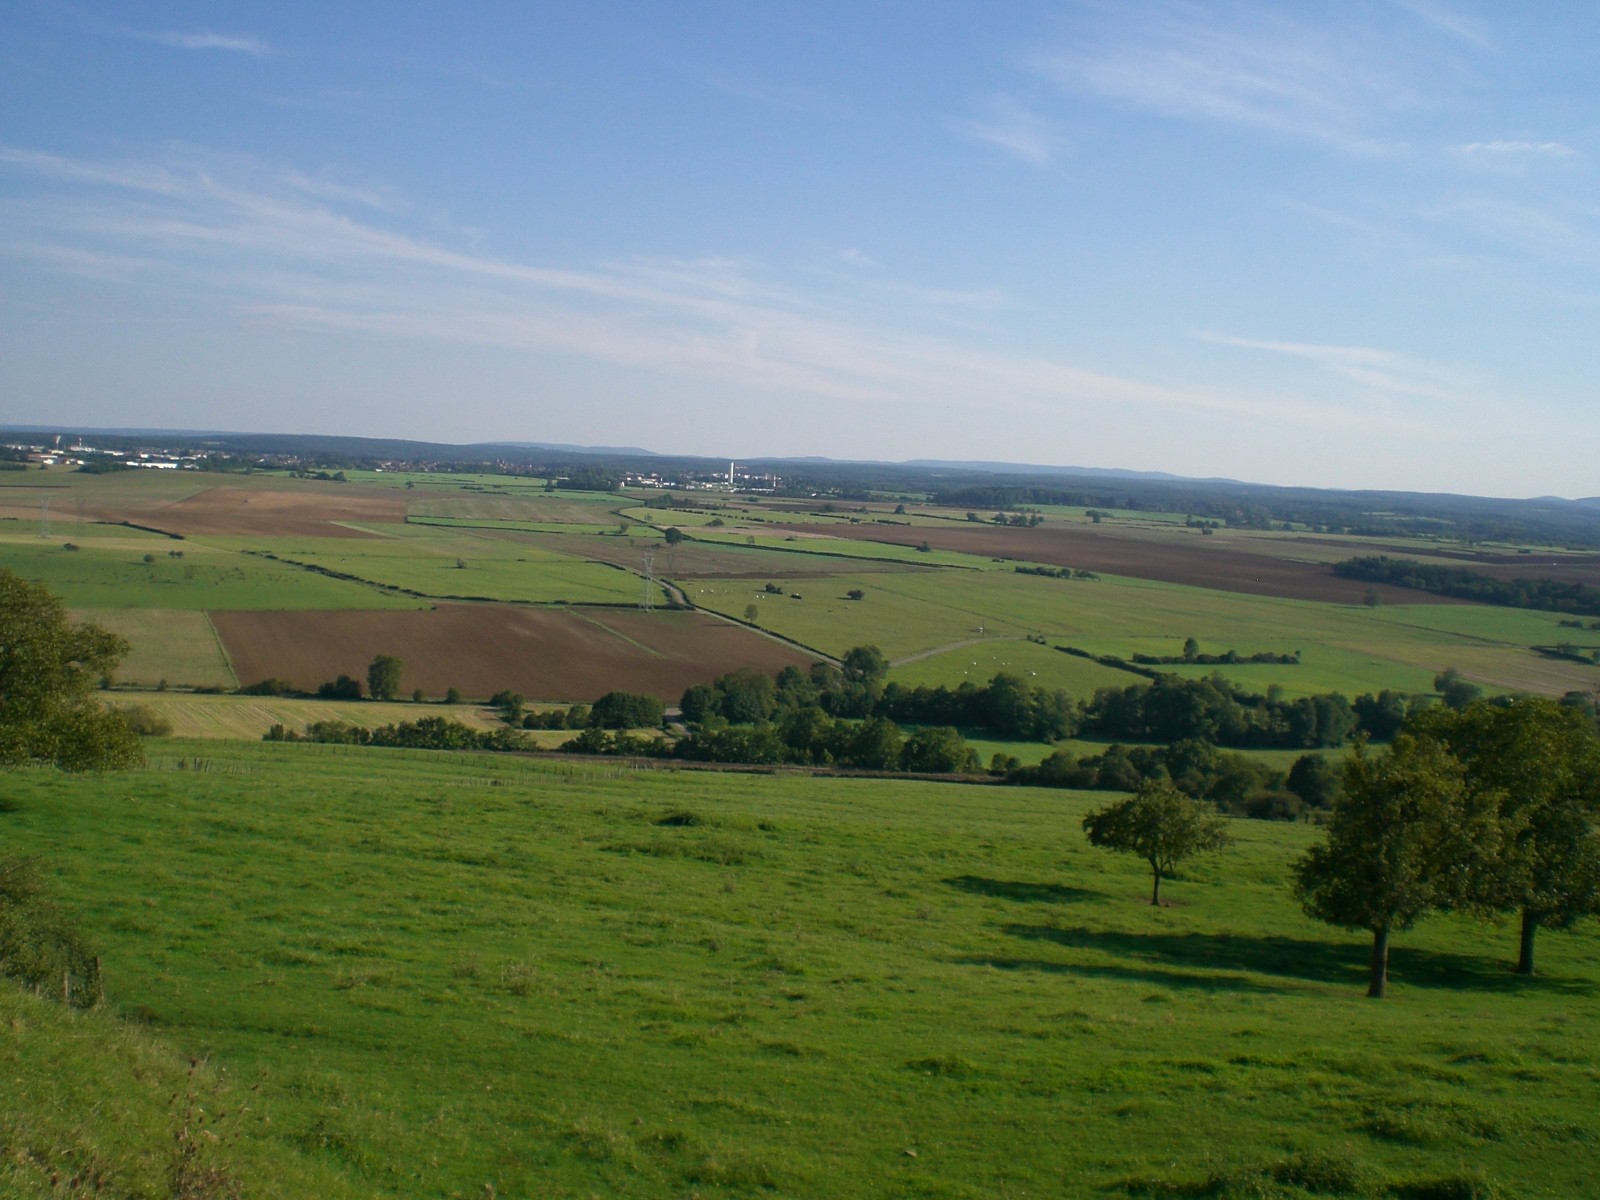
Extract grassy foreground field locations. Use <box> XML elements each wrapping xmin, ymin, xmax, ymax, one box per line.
<box><xmin>5</xmin><ymin>741</ymin><xmax>1598</xmax><ymax>1198</ymax></box>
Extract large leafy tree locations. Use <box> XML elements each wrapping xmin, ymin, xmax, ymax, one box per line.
<box><xmin>0</xmin><ymin>570</ymin><xmax>141</xmax><ymax>771</ymax></box>
<box><xmin>1293</xmin><ymin>735</ymin><xmax>1498</xmax><ymax>998</ymax></box>
<box><xmin>1407</xmin><ymin>698</ymin><xmax>1600</xmax><ymax>975</ymax></box>
<box><xmin>366</xmin><ymin>654</ymin><xmax>404</xmax><ymax>702</ymax></box>
<box><xmin>1082</xmin><ymin>779</ymin><xmax>1232</xmax><ymax>906</ymax></box>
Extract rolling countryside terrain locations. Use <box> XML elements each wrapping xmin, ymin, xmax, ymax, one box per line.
<box><xmin>4</xmin><ymin>460</ymin><xmax>1600</xmax><ymax>1198</ymax></box>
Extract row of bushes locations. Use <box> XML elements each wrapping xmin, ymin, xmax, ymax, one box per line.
<box><xmin>264</xmin><ymin>716</ymin><xmax>529</xmax><ymax>752</ymax></box>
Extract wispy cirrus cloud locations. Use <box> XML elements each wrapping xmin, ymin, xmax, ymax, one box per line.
<box><xmin>0</xmin><ymin>144</ymin><xmax>1324</xmax><ymax>426</ymax></box>
<box><xmin>1030</xmin><ymin>2</ymin><xmax>1479</xmax><ymax>152</ymax></box>
<box><xmin>145</xmin><ymin>30</ymin><xmax>271</xmax><ymax>55</ymax></box>
<box><xmin>1457</xmin><ymin>140</ymin><xmax>1575</xmax><ymax>158</ymax></box>
<box><xmin>57</xmin><ymin>4</ymin><xmax>272</xmax><ymax>56</ymax></box>
<box><xmin>953</xmin><ymin>95</ymin><xmax>1063</xmax><ymax>165</ymax></box>
<box><xmin>1393</xmin><ymin>0</ymin><xmax>1494</xmax><ymax>51</ymax></box>
<box><xmin>1197</xmin><ymin>331</ymin><xmax>1484</xmax><ymax>404</ymax></box>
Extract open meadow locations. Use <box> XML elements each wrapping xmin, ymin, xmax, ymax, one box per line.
<box><xmin>7</xmin><ymin>739</ymin><xmax>1600</xmax><ymax>1198</ymax></box>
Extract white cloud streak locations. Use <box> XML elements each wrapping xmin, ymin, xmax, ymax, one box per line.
<box><xmin>0</xmin><ymin>145</ymin><xmax>1481</xmax><ymax>443</ymax></box>
<box><xmin>954</xmin><ymin>96</ymin><xmax>1063</xmax><ymax>165</ymax></box>
<box><xmin>1197</xmin><ymin>332</ymin><xmax>1492</xmax><ymax>408</ymax></box>
<box><xmin>1032</xmin><ymin>2</ymin><xmax>1477</xmax><ymax>152</ymax></box>
<box><xmin>147</xmin><ymin>30</ymin><xmax>271</xmax><ymax>55</ymax></box>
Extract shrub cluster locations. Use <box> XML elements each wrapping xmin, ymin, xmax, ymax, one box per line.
<box><xmin>264</xmin><ymin>716</ymin><xmax>529</xmax><ymax>752</ymax></box>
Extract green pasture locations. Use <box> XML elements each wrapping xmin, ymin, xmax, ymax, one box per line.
<box><xmin>340</xmin><ymin>469</ymin><xmax>553</xmax><ymax>491</ymax></box>
<box><xmin>75</xmin><ymin>608</ymin><xmax>236</xmax><ymax>689</ymax></box>
<box><xmin>5</xmin><ymin>741</ymin><xmax>1597</xmax><ymax>1198</ymax></box>
<box><xmin>690</xmin><ymin>527</ymin><xmax>995</xmax><ymax>569</ymax></box>
<box><xmin>0</xmin><ymin>536</ymin><xmax>421</xmax><ymax>611</ymax></box>
<box><xmin>691</xmin><ymin>568</ymin><xmax>1589</xmax><ymax>699</ymax></box>
<box><xmin>226</xmin><ymin>533</ymin><xmax>656</xmax><ymax>605</ymax></box>
<box><xmin>889</xmin><ymin>637</ymin><xmax>1141</xmax><ymax>695</ymax></box>
<box><xmin>518</xmin><ymin>530</ymin><xmax>925</xmax><ymax>582</ymax></box>
<box><xmin>405</xmin><ymin>515</ymin><xmax>620</xmax><ymax>536</ymax></box>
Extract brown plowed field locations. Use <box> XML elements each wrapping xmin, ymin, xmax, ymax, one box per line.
<box><xmin>210</xmin><ymin>604</ymin><xmax>814</xmax><ymax>702</ymax></box>
<box><xmin>132</xmin><ymin>486</ymin><xmax>406</xmax><ymax>539</ymax></box>
<box><xmin>779</xmin><ymin>523</ymin><xmax>1458</xmax><ymax>605</ymax></box>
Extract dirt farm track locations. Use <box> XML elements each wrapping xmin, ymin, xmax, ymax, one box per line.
<box><xmin>211</xmin><ymin>604</ymin><xmax>813</xmax><ymax>703</ymax></box>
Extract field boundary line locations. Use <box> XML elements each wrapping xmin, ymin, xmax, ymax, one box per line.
<box><xmin>201</xmin><ymin>610</ymin><xmax>241</xmax><ymax>689</ymax></box>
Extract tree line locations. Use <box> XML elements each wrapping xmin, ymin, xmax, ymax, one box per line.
<box><xmin>1335</xmin><ymin>555</ymin><xmax>1600</xmax><ymax>616</ymax></box>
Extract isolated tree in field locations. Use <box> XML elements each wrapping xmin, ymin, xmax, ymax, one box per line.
<box><xmin>366</xmin><ymin>654</ymin><xmax>403</xmax><ymax>702</ymax></box>
<box><xmin>1082</xmin><ymin>779</ymin><xmax>1232</xmax><ymax>906</ymax></box>
<box><xmin>0</xmin><ymin>570</ymin><xmax>142</xmax><ymax>771</ymax></box>
<box><xmin>1407</xmin><ymin>698</ymin><xmax>1600</xmax><ymax>975</ymax></box>
<box><xmin>1293</xmin><ymin>735</ymin><xmax>1498</xmax><ymax>998</ymax></box>
<box><xmin>663</xmin><ymin>526</ymin><xmax>685</xmax><ymax>546</ymax></box>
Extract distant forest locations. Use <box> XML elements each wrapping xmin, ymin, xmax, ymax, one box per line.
<box><xmin>1335</xmin><ymin>556</ymin><xmax>1600</xmax><ymax>617</ymax></box>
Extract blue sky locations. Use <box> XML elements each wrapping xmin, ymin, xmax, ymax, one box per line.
<box><xmin>2</xmin><ymin>2</ymin><xmax>1597</xmax><ymax>496</ymax></box>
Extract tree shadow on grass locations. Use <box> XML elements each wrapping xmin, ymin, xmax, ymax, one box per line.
<box><xmin>993</xmin><ymin>925</ymin><xmax>1596</xmax><ymax>996</ymax></box>
<box><xmin>943</xmin><ymin>875</ymin><xmax>1101</xmax><ymax>905</ymax></box>
<box><xmin>954</xmin><ymin>952</ymin><xmax>1293</xmax><ymax>994</ymax></box>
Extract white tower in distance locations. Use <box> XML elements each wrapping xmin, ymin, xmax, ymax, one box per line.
<box><xmin>728</xmin><ymin>460</ymin><xmax>735</xmax><ymax>486</ymax></box>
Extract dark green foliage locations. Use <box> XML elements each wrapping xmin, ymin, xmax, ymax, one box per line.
<box><xmin>365</xmin><ymin>654</ymin><xmax>403</xmax><ymax>702</ymax></box>
<box><xmin>1083</xmin><ymin>674</ymin><xmax>1363</xmax><ymax>749</ymax></box>
<box><xmin>237</xmin><ymin>678</ymin><xmax>299</xmax><ymax>697</ymax></box>
<box><xmin>876</xmin><ymin>671</ymin><xmax>1077</xmax><ymax>741</ymax></box>
<box><xmin>523</xmin><ymin>704</ymin><xmax>591</xmax><ymax>731</ymax></box>
<box><xmin>671</xmin><ymin>723</ymin><xmax>789</xmax><ymax>765</ymax></box>
<box><xmin>1337</xmin><ymin>554</ymin><xmax>1600</xmax><ymax>616</ymax></box>
<box><xmin>588</xmin><ymin>691</ymin><xmax>666</xmax><ymax>729</ymax></box>
<box><xmin>679</xmin><ymin>683</ymin><xmax>717</xmax><ymax>724</ymax></box>
<box><xmin>1293</xmin><ymin>736</ymin><xmax>1501</xmax><ymax>997</ymax></box>
<box><xmin>1082</xmin><ymin>780</ymin><xmax>1232</xmax><ymax>906</ymax></box>
<box><xmin>316</xmin><ymin>675</ymin><xmax>363</xmax><ymax>700</ymax></box>
<box><xmin>1009</xmin><ymin>740</ymin><xmax>1285</xmax><ymax>817</ymax></box>
<box><xmin>265</xmin><ymin>716</ymin><xmax>529</xmax><ymax>752</ymax></box>
<box><xmin>1286</xmin><ymin>754</ymin><xmax>1341</xmax><ymax>811</ymax></box>
<box><xmin>553</xmin><ymin>466</ymin><xmax>621</xmax><ymax>491</ymax></box>
<box><xmin>1351</xmin><ymin>689</ymin><xmax>1412</xmax><ymax>740</ymax></box>
<box><xmin>900</xmin><ymin>726</ymin><xmax>981</xmax><ymax>774</ymax></box>
<box><xmin>0</xmin><ymin>856</ymin><xmax>102</xmax><ymax>1008</ymax></box>
<box><xmin>559</xmin><ymin>727</ymin><xmax>669</xmax><ymax>757</ymax></box>
<box><xmin>489</xmin><ymin>689</ymin><xmax>525</xmax><ymax>723</ymax></box>
<box><xmin>1406</xmin><ymin>697</ymin><xmax>1600</xmax><ymax>974</ymax></box>
<box><xmin>0</xmin><ymin>569</ymin><xmax>142</xmax><ymax>771</ymax></box>
<box><xmin>706</xmin><ymin>668</ymin><xmax>776</xmax><ymax>725</ymax></box>
<box><xmin>1433</xmin><ymin>668</ymin><xmax>1483</xmax><ymax>711</ymax></box>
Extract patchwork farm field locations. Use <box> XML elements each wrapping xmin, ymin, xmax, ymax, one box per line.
<box><xmin>6</xmin><ymin>742</ymin><xmax>1599</xmax><ymax>1198</ymax></box>
<box><xmin>210</xmin><ymin>604</ymin><xmax>813</xmax><ymax>700</ymax></box>
<box><xmin>4</xmin><ymin>466</ymin><xmax>1597</xmax><ymax>707</ymax></box>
